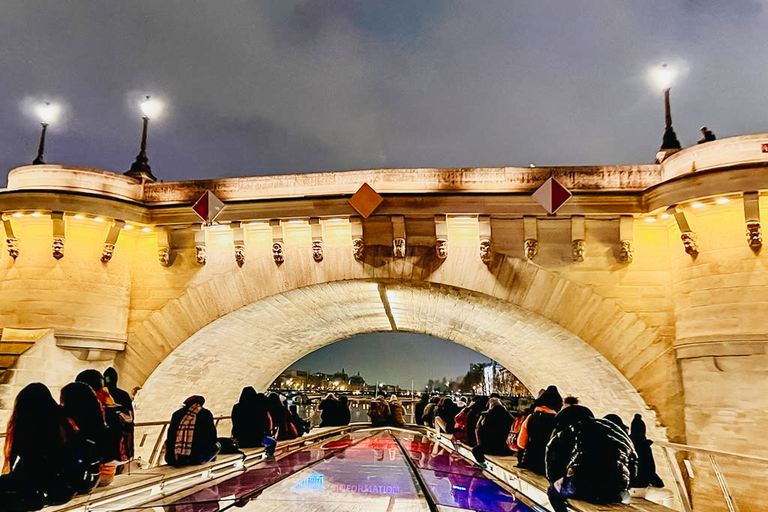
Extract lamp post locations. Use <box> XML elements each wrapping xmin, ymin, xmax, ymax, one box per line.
<box><xmin>658</xmin><ymin>64</ymin><xmax>681</xmax><ymax>151</ymax></box>
<box><xmin>32</xmin><ymin>102</ymin><xmax>60</xmax><ymax>165</ymax></box>
<box><xmin>126</xmin><ymin>95</ymin><xmax>160</xmax><ymax>182</ymax></box>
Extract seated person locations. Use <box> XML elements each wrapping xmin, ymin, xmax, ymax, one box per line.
<box><xmin>472</xmin><ymin>398</ymin><xmax>513</xmax><ymax>467</ymax></box>
<box><xmin>165</xmin><ymin>395</ymin><xmax>220</xmax><ymax>466</ymax></box>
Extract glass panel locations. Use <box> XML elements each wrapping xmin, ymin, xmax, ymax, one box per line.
<box><xmin>160</xmin><ymin>431</ymin><xmax>429</xmax><ymax>512</ymax></box>
<box><xmin>392</xmin><ymin>431</ymin><xmax>535</xmax><ymax>512</ymax></box>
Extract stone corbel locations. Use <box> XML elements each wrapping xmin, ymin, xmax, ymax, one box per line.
<box><xmin>101</xmin><ymin>220</ymin><xmax>125</xmax><ymax>263</ymax></box>
<box><xmin>233</xmin><ymin>222</ymin><xmax>246</xmax><ymax>267</ymax></box>
<box><xmin>523</xmin><ymin>216</ymin><xmax>538</xmax><ymax>260</ymax></box>
<box><xmin>2</xmin><ymin>217</ymin><xmax>19</xmax><ymax>259</ymax></box>
<box><xmin>671</xmin><ymin>207</ymin><xmax>698</xmax><ymax>257</ymax></box>
<box><xmin>270</xmin><ymin>219</ymin><xmax>284</xmax><ymax>265</ymax></box>
<box><xmin>743</xmin><ymin>192</ymin><xmax>762</xmax><ymax>252</ymax></box>
<box><xmin>351</xmin><ymin>216</ymin><xmax>364</xmax><ymax>262</ymax></box>
<box><xmin>571</xmin><ymin>215</ymin><xmax>586</xmax><ymax>262</ymax></box>
<box><xmin>434</xmin><ymin>215</ymin><xmax>448</xmax><ymax>259</ymax></box>
<box><xmin>392</xmin><ymin>215</ymin><xmax>406</xmax><ymax>258</ymax></box>
<box><xmin>310</xmin><ymin>218</ymin><xmax>323</xmax><ymax>262</ymax></box>
<box><xmin>619</xmin><ymin>215</ymin><xmax>634</xmax><ymax>263</ymax></box>
<box><xmin>156</xmin><ymin>228</ymin><xmax>172</xmax><ymax>266</ymax></box>
<box><xmin>194</xmin><ymin>226</ymin><xmax>207</xmax><ymax>265</ymax></box>
<box><xmin>479</xmin><ymin>215</ymin><xmax>493</xmax><ymax>266</ymax></box>
<box><xmin>52</xmin><ymin>212</ymin><xmax>65</xmax><ymax>260</ymax></box>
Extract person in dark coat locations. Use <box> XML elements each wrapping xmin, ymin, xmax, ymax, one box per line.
<box><xmin>629</xmin><ymin>414</ymin><xmax>664</xmax><ymax>489</ymax></box>
<box><xmin>472</xmin><ymin>398</ymin><xmax>514</xmax><ymax>466</ymax></box>
<box><xmin>421</xmin><ymin>396</ymin><xmax>440</xmax><ymax>426</ymax></box>
<box><xmin>318</xmin><ymin>393</ymin><xmax>342</xmax><ymax>427</ymax></box>
<box><xmin>517</xmin><ymin>385</ymin><xmax>562</xmax><ymax>475</ymax></box>
<box><xmin>289</xmin><ymin>404</ymin><xmax>311</xmax><ymax>435</ymax></box>
<box><xmin>165</xmin><ymin>396</ymin><xmax>220</xmax><ymax>466</ymax></box>
<box><xmin>434</xmin><ymin>396</ymin><xmax>459</xmax><ymax>435</ymax></box>
<box><xmin>337</xmin><ymin>396</ymin><xmax>351</xmax><ymax>425</ymax></box>
<box><xmin>546</xmin><ymin>399</ymin><xmax>594</xmax><ymax>483</ymax></box>
<box><xmin>231</xmin><ymin>387</ymin><xmax>272</xmax><ymax>448</ymax></box>
<box><xmin>414</xmin><ymin>393</ymin><xmax>429</xmax><ymax>426</ymax></box>
<box><xmin>546</xmin><ymin>415</ymin><xmax>638</xmax><ymax>512</ymax></box>
<box><xmin>103</xmin><ymin>367</ymin><xmax>134</xmax><ymax>463</ymax></box>
<box><xmin>698</xmin><ymin>126</ymin><xmax>716</xmax><ymax>144</ymax></box>
<box><xmin>367</xmin><ymin>396</ymin><xmax>390</xmax><ymax>427</ymax></box>
<box><xmin>60</xmin><ymin>382</ymin><xmax>108</xmax><ymax>463</ymax></box>
<box><xmin>1</xmin><ymin>383</ymin><xmax>95</xmax><ymax>510</ymax></box>
<box><xmin>464</xmin><ymin>395</ymin><xmax>489</xmax><ymax>447</ymax></box>
<box><xmin>267</xmin><ymin>393</ymin><xmax>297</xmax><ymax>440</ymax></box>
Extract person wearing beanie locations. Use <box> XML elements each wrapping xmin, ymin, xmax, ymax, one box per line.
<box><xmin>165</xmin><ymin>395</ymin><xmax>220</xmax><ymax>466</ymax></box>
<box><xmin>517</xmin><ymin>385</ymin><xmax>562</xmax><ymax>475</ymax></box>
<box><xmin>630</xmin><ymin>414</ymin><xmax>664</xmax><ymax>489</ymax></box>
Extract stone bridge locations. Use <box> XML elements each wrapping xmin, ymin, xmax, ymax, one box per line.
<box><xmin>1</xmin><ymin>133</ymin><xmax>768</xmax><ymax>458</ymax></box>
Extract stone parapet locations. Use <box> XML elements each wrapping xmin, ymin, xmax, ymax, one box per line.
<box><xmin>660</xmin><ymin>133</ymin><xmax>768</xmax><ymax>181</ymax></box>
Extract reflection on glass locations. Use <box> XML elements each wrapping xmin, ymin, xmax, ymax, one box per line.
<box><xmin>158</xmin><ymin>429</ymin><xmax>539</xmax><ymax>512</ymax></box>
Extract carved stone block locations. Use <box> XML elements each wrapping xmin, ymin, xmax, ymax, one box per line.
<box><xmin>479</xmin><ymin>239</ymin><xmax>492</xmax><ymax>265</ymax></box>
<box><xmin>235</xmin><ymin>244</ymin><xmax>246</xmax><ymax>267</ymax></box>
<box><xmin>352</xmin><ymin>238</ymin><xmax>364</xmax><ymax>262</ymax></box>
<box><xmin>101</xmin><ymin>243</ymin><xmax>116</xmax><ymax>263</ymax></box>
<box><xmin>6</xmin><ymin>237</ymin><xmax>19</xmax><ymax>259</ymax></box>
<box><xmin>158</xmin><ymin>248</ymin><xmax>171</xmax><ymax>267</ymax></box>
<box><xmin>746</xmin><ymin>222</ymin><xmax>762</xmax><ymax>251</ymax></box>
<box><xmin>619</xmin><ymin>240</ymin><xmax>634</xmax><ymax>263</ymax></box>
<box><xmin>195</xmin><ymin>245</ymin><xmax>207</xmax><ymax>265</ymax></box>
<box><xmin>52</xmin><ymin>237</ymin><xmax>65</xmax><ymax>260</ymax></box>
<box><xmin>436</xmin><ymin>238</ymin><xmax>448</xmax><ymax>259</ymax></box>
<box><xmin>524</xmin><ymin>238</ymin><xmax>538</xmax><ymax>260</ymax></box>
<box><xmin>393</xmin><ymin>238</ymin><xmax>406</xmax><ymax>258</ymax></box>
<box><xmin>572</xmin><ymin>239</ymin><xmax>586</xmax><ymax>262</ymax></box>
<box><xmin>312</xmin><ymin>240</ymin><xmax>323</xmax><ymax>262</ymax></box>
<box><xmin>272</xmin><ymin>242</ymin><xmax>284</xmax><ymax>265</ymax></box>
<box><xmin>681</xmin><ymin>232</ymin><xmax>698</xmax><ymax>256</ymax></box>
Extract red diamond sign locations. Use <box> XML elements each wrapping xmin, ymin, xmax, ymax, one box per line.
<box><xmin>192</xmin><ymin>191</ymin><xmax>225</xmax><ymax>225</ymax></box>
<box><xmin>532</xmin><ymin>177</ymin><xmax>572</xmax><ymax>214</ymax></box>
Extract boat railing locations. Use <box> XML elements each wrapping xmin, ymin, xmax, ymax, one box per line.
<box><xmin>2</xmin><ymin>421</ymin><xmax>767</xmax><ymax>512</ymax></box>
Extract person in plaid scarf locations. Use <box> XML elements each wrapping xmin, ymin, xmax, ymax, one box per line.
<box><xmin>165</xmin><ymin>396</ymin><xmax>220</xmax><ymax>466</ymax></box>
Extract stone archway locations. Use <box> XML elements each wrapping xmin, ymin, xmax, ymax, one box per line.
<box><xmin>134</xmin><ymin>280</ymin><xmax>663</xmax><ymax>440</ymax></box>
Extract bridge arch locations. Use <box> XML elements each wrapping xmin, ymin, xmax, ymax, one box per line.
<box><xmin>131</xmin><ymin>250</ymin><xmax>668</xmax><ymax>439</ymax></box>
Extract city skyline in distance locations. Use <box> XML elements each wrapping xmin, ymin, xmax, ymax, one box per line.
<box><xmin>286</xmin><ymin>332</ymin><xmax>493</xmax><ymax>390</ymax></box>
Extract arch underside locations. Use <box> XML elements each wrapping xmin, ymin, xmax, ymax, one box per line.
<box><xmin>134</xmin><ymin>280</ymin><xmax>660</xmax><ymax>438</ymax></box>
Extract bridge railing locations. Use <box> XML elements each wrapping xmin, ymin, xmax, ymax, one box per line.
<box><xmin>654</xmin><ymin>440</ymin><xmax>768</xmax><ymax>512</ymax></box>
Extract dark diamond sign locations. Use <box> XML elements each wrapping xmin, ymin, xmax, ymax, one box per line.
<box><xmin>192</xmin><ymin>191</ymin><xmax>225</xmax><ymax>225</ymax></box>
<box><xmin>532</xmin><ymin>177</ymin><xmax>572</xmax><ymax>214</ymax></box>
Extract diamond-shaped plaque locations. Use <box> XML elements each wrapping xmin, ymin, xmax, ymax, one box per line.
<box><xmin>532</xmin><ymin>177</ymin><xmax>572</xmax><ymax>214</ymax></box>
<box><xmin>349</xmin><ymin>183</ymin><xmax>383</xmax><ymax>218</ymax></box>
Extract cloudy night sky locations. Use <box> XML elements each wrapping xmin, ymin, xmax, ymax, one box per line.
<box><xmin>2</xmin><ymin>1</ymin><xmax>767</xmax><ymax>387</ymax></box>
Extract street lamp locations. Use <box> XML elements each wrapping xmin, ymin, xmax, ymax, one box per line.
<box><xmin>126</xmin><ymin>95</ymin><xmax>160</xmax><ymax>182</ymax></box>
<box><xmin>658</xmin><ymin>64</ymin><xmax>681</xmax><ymax>152</ymax></box>
<box><xmin>32</xmin><ymin>102</ymin><xmax>60</xmax><ymax>165</ymax></box>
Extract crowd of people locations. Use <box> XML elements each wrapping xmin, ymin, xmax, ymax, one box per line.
<box><xmin>1</xmin><ymin>369</ymin><xmax>133</xmax><ymax>512</ymax></box>
<box><xmin>413</xmin><ymin>385</ymin><xmax>668</xmax><ymax>511</ymax></box>
<box><xmin>3</xmin><ymin>377</ymin><xmax>667</xmax><ymax>512</ymax></box>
